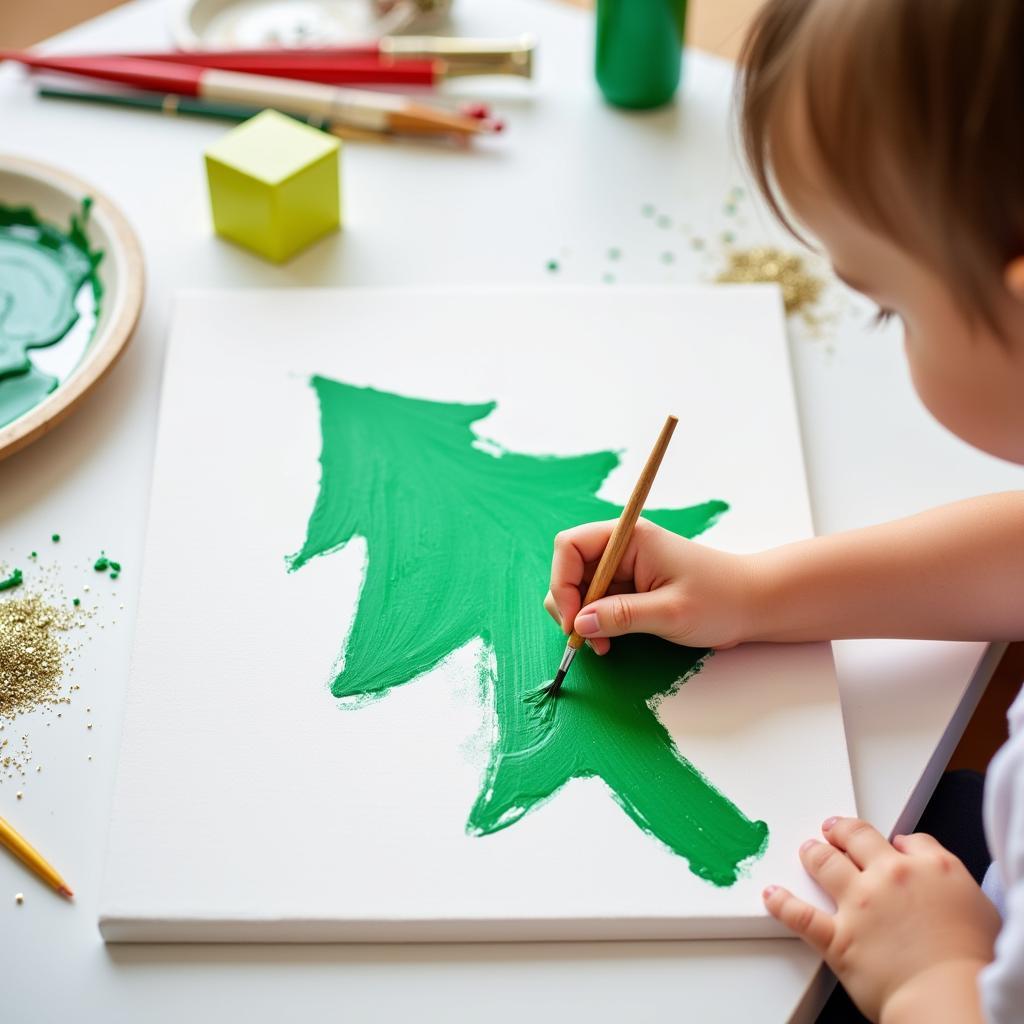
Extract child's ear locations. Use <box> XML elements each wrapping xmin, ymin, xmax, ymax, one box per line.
<box><xmin>1004</xmin><ymin>256</ymin><xmax>1024</xmax><ymax>299</ymax></box>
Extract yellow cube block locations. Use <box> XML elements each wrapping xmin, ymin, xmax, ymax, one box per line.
<box><xmin>205</xmin><ymin>110</ymin><xmax>341</xmax><ymax>263</ymax></box>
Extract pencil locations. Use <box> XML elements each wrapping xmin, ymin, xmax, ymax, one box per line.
<box><xmin>0</xmin><ymin>815</ymin><xmax>73</xmax><ymax>899</ymax></box>
<box><xmin>545</xmin><ymin>414</ymin><xmax>679</xmax><ymax>698</ymax></box>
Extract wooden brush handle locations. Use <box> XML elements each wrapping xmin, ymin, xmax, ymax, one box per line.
<box><xmin>567</xmin><ymin>414</ymin><xmax>678</xmax><ymax>650</ymax></box>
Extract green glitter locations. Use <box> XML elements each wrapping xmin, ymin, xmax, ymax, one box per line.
<box><xmin>109</xmin><ymin>561</ymin><xmax>121</xmax><ymax>572</ymax></box>
<box><xmin>110</xmin><ymin>572</ymin><xmax>119</xmax><ymax>580</ymax></box>
<box><xmin>93</xmin><ymin>556</ymin><xmax>109</xmax><ymax>572</ymax></box>
<box><xmin>545</xmin><ymin>259</ymin><xmax>559</xmax><ymax>273</ymax></box>
<box><xmin>602</xmin><ymin>272</ymin><xmax>616</xmax><ymax>284</ymax></box>
<box><xmin>29</xmin><ymin>552</ymin><xmax>37</xmax><ymax>560</ymax></box>
<box><xmin>607</xmin><ymin>247</ymin><xmax>622</xmax><ymax>261</ymax></box>
<box><xmin>0</xmin><ymin>569</ymin><xmax>24</xmax><ymax>592</ymax></box>
<box><xmin>642</xmin><ymin>203</ymin><xmax>655</xmax><ymax>217</ymax></box>
<box><xmin>72</xmin><ymin>598</ymin><xmax>80</xmax><ymax>608</ymax></box>
<box><xmin>51</xmin><ymin>534</ymin><xmax>60</xmax><ymax>543</ymax></box>
<box><xmin>656</xmin><ymin>214</ymin><xmax>672</xmax><ymax>229</ymax></box>
<box><xmin>661</xmin><ymin>251</ymin><xmax>676</xmax><ymax>265</ymax></box>
<box><xmin>722</xmin><ymin>231</ymin><xmax>736</xmax><ymax>244</ymax></box>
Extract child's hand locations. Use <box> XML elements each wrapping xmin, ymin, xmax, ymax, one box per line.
<box><xmin>764</xmin><ymin>817</ymin><xmax>1000</xmax><ymax>1023</ymax></box>
<box><xmin>543</xmin><ymin>518</ymin><xmax>756</xmax><ymax>655</ymax></box>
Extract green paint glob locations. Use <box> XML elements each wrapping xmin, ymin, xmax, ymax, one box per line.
<box><xmin>0</xmin><ymin>568</ymin><xmax>24</xmax><ymax>592</ymax></box>
<box><xmin>288</xmin><ymin>378</ymin><xmax>769</xmax><ymax>886</ymax></box>
<box><xmin>0</xmin><ymin>199</ymin><xmax>103</xmax><ymax>429</ymax></box>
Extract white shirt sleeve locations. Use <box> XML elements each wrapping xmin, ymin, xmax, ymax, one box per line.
<box><xmin>979</xmin><ymin>705</ymin><xmax>1024</xmax><ymax>1023</ymax></box>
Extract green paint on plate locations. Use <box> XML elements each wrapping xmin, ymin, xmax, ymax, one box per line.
<box><xmin>0</xmin><ymin>198</ymin><xmax>103</xmax><ymax>428</ymax></box>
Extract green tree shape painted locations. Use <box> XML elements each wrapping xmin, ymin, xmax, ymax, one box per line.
<box><xmin>288</xmin><ymin>377</ymin><xmax>769</xmax><ymax>886</ymax></box>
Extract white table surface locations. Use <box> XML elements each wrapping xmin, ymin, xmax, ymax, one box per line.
<box><xmin>2</xmin><ymin>0</ymin><xmax>1022</xmax><ymax>1020</ymax></box>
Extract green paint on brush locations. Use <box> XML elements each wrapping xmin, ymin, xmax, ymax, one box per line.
<box><xmin>0</xmin><ymin>568</ymin><xmax>23</xmax><ymax>591</ymax></box>
<box><xmin>0</xmin><ymin>199</ymin><xmax>104</xmax><ymax>428</ymax></box>
<box><xmin>288</xmin><ymin>377</ymin><xmax>769</xmax><ymax>886</ymax></box>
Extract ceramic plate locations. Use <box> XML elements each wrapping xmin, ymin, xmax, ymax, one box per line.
<box><xmin>170</xmin><ymin>0</ymin><xmax>452</xmax><ymax>50</ymax></box>
<box><xmin>0</xmin><ymin>155</ymin><xmax>144</xmax><ymax>461</ymax></box>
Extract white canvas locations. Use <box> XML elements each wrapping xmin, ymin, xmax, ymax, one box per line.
<box><xmin>99</xmin><ymin>286</ymin><xmax>856</xmax><ymax>942</ymax></box>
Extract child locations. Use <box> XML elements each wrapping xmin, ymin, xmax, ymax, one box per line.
<box><xmin>545</xmin><ymin>1</ymin><xmax>1024</xmax><ymax>1020</ymax></box>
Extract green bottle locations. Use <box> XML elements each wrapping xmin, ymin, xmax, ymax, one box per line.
<box><xmin>595</xmin><ymin>0</ymin><xmax>687</xmax><ymax>109</ymax></box>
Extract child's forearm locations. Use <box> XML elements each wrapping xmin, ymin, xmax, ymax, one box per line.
<box><xmin>745</xmin><ymin>492</ymin><xmax>1024</xmax><ymax>642</ymax></box>
<box><xmin>880</xmin><ymin>960</ymin><xmax>987</xmax><ymax>1024</ymax></box>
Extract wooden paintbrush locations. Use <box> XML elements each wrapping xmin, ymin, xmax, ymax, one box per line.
<box><xmin>545</xmin><ymin>414</ymin><xmax>679</xmax><ymax>698</ymax></box>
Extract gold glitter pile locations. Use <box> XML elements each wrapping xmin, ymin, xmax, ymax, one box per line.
<box><xmin>716</xmin><ymin>247</ymin><xmax>825</xmax><ymax>316</ymax></box>
<box><xmin>0</xmin><ymin>595</ymin><xmax>72</xmax><ymax>721</ymax></box>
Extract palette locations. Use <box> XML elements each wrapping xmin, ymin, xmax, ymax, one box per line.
<box><xmin>0</xmin><ymin>156</ymin><xmax>143</xmax><ymax>462</ymax></box>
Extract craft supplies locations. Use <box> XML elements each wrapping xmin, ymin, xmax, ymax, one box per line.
<box><xmin>36</xmin><ymin>86</ymin><xmax>497</xmax><ymax>143</ymax></box>
<box><xmin>0</xmin><ymin>815</ymin><xmax>73</xmax><ymax>899</ymax></box>
<box><xmin>205</xmin><ymin>110</ymin><xmax>341</xmax><ymax>263</ymax></box>
<box><xmin>4</xmin><ymin>53</ymin><xmax>503</xmax><ymax>138</ymax></box>
<box><xmin>595</xmin><ymin>0</ymin><xmax>687</xmax><ymax>108</ymax></box>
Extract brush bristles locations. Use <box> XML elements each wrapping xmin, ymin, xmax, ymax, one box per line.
<box><xmin>544</xmin><ymin>668</ymin><xmax>567</xmax><ymax>698</ymax></box>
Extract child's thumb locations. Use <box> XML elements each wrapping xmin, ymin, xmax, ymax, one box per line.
<box><xmin>573</xmin><ymin>591</ymin><xmax>679</xmax><ymax>640</ymax></box>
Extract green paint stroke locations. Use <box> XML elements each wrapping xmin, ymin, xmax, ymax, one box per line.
<box><xmin>0</xmin><ymin>199</ymin><xmax>103</xmax><ymax>428</ymax></box>
<box><xmin>288</xmin><ymin>378</ymin><xmax>769</xmax><ymax>886</ymax></box>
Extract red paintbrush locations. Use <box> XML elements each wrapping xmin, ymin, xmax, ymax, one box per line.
<box><xmin>26</xmin><ymin>52</ymin><xmax>439</xmax><ymax>87</ymax></box>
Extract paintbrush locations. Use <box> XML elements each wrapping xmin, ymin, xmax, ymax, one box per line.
<box><xmin>545</xmin><ymin>414</ymin><xmax>678</xmax><ymax>698</ymax></box>
<box><xmin>3</xmin><ymin>53</ymin><xmax>503</xmax><ymax>137</ymax></box>
<box><xmin>35</xmin><ymin>85</ymin><xmax>496</xmax><ymax>143</ymax></box>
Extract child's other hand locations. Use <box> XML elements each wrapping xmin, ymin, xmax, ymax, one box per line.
<box><xmin>543</xmin><ymin>518</ymin><xmax>755</xmax><ymax>655</ymax></box>
<box><xmin>764</xmin><ymin>817</ymin><xmax>1000</xmax><ymax>1023</ymax></box>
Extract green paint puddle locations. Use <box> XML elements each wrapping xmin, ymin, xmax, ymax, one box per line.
<box><xmin>288</xmin><ymin>378</ymin><xmax>768</xmax><ymax>886</ymax></box>
<box><xmin>0</xmin><ymin>199</ymin><xmax>103</xmax><ymax>429</ymax></box>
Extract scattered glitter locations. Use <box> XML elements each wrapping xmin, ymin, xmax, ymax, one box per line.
<box><xmin>72</xmin><ymin>599</ymin><xmax>80</xmax><ymax>608</ymax></box>
<box><xmin>29</xmin><ymin>552</ymin><xmax>37</xmax><ymax>560</ymax></box>
<box><xmin>93</xmin><ymin>557</ymin><xmax>109</xmax><ymax>572</ymax></box>
<box><xmin>0</xmin><ymin>569</ymin><xmax>23</xmax><ymax>592</ymax></box>
<box><xmin>83</xmin><ymin>586</ymin><xmax>90</xmax><ymax>593</ymax></box>
<box><xmin>602</xmin><ymin>272</ymin><xmax>615</xmax><ymax>284</ymax></box>
<box><xmin>656</xmin><ymin>214</ymin><xmax>672</xmax><ymax>229</ymax></box>
<box><xmin>35</xmin><ymin>765</ymin><xmax>41</xmax><ymax>773</ymax></box>
<box><xmin>110</xmin><ymin>572</ymin><xmax>120</xmax><ymax>580</ymax></box>
<box><xmin>15</xmin><ymin>791</ymin><xmax>22</xmax><ymax>800</ymax></box>
<box><xmin>715</xmin><ymin>247</ymin><xmax>826</xmax><ymax>317</ymax></box>
<box><xmin>607</xmin><ymin>247</ymin><xmax>622</xmax><ymax>261</ymax></box>
<box><xmin>87</xmin><ymin>755</ymin><xmax>92</xmax><ymax>761</ymax></box>
<box><xmin>51</xmin><ymin>535</ymin><xmax>60</xmax><ymax>543</ymax></box>
<box><xmin>86</xmin><ymin>723</ymin><xmax>92</xmax><ymax>730</ymax></box>
<box><xmin>15</xmin><ymin>893</ymin><xmax>23</xmax><ymax>905</ymax></box>
<box><xmin>721</xmin><ymin>231</ymin><xmax>736</xmax><ymax>245</ymax></box>
<box><xmin>545</xmin><ymin>259</ymin><xmax>559</xmax><ymax>273</ymax></box>
<box><xmin>660</xmin><ymin>251</ymin><xmax>676</xmax><ymax>265</ymax></box>
<box><xmin>691</xmin><ymin>238</ymin><xmax>705</xmax><ymax>251</ymax></box>
<box><xmin>724</xmin><ymin>203</ymin><xmax>737</xmax><ymax>216</ymax></box>
<box><xmin>0</xmin><ymin>596</ymin><xmax>73</xmax><ymax>721</ymax></box>
<box><xmin>642</xmin><ymin>203</ymin><xmax>655</xmax><ymax>217</ymax></box>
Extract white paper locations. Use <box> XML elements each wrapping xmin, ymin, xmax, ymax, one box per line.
<box><xmin>100</xmin><ymin>286</ymin><xmax>856</xmax><ymax>941</ymax></box>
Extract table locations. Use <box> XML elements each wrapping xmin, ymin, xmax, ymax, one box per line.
<box><xmin>2</xmin><ymin>1</ymin><xmax>1022</xmax><ymax>1020</ymax></box>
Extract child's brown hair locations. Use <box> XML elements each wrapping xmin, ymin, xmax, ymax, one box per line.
<box><xmin>739</xmin><ymin>0</ymin><xmax>1024</xmax><ymax>328</ymax></box>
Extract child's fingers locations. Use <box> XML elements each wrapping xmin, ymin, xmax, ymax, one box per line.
<box><xmin>550</xmin><ymin>523</ymin><xmax>616</xmax><ymax>629</ymax></box>
<box><xmin>822</xmin><ymin>816</ymin><xmax>894</xmax><ymax>868</ymax></box>
<box><xmin>763</xmin><ymin>885</ymin><xmax>834</xmax><ymax>953</ymax></box>
<box><xmin>799</xmin><ymin>839</ymin><xmax>857</xmax><ymax>899</ymax></box>
<box><xmin>891</xmin><ymin>832</ymin><xmax>944</xmax><ymax>856</ymax></box>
